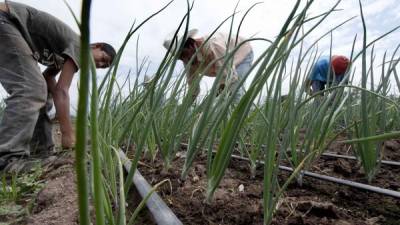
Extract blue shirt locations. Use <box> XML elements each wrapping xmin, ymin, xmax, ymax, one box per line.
<box><xmin>310</xmin><ymin>56</ymin><xmax>330</xmax><ymax>82</ymax></box>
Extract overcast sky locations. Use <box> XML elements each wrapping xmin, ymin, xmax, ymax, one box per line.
<box><xmin>1</xmin><ymin>0</ymin><xmax>400</xmax><ymax>112</ymax></box>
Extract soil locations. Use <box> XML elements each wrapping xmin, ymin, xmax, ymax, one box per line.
<box><xmin>126</xmin><ymin>186</ymin><xmax>156</xmax><ymax>225</ymax></box>
<box><xmin>137</xmin><ymin>139</ymin><xmax>400</xmax><ymax>225</ymax></box>
<box><xmin>8</xmin><ymin>123</ymin><xmax>400</xmax><ymax>225</ymax></box>
<box><xmin>22</xmin><ymin>153</ymin><xmax>79</xmax><ymax>225</ymax></box>
<box><xmin>16</xmin><ymin>123</ymin><xmax>80</xmax><ymax>225</ymax></box>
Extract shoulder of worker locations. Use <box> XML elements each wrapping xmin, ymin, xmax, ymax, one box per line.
<box><xmin>309</xmin><ymin>56</ymin><xmax>330</xmax><ymax>81</ymax></box>
<box><xmin>7</xmin><ymin>1</ymin><xmax>80</xmax><ymax>70</ymax></box>
<box><xmin>5</xmin><ymin>1</ymin><xmax>38</xmax><ymax>15</ymax></box>
<box><xmin>207</xmin><ymin>32</ymin><xmax>248</xmax><ymax>43</ymax></box>
<box><xmin>206</xmin><ymin>32</ymin><xmax>251</xmax><ymax>51</ymax></box>
<box><xmin>315</xmin><ymin>56</ymin><xmax>330</xmax><ymax>68</ymax></box>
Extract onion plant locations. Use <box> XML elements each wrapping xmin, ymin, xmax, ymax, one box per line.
<box><xmin>75</xmin><ymin>0</ymin><xmax>92</xmax><ymax>224</ymax></box>
<box><xmin>73</xmin><ymin>0</ymin><xmax>176</xmax><ymax>224</ymax></box>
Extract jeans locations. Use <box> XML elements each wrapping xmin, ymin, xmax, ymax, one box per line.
<box><xmin>0</xmin><ymin>11</ymin><xmax>53</xmax><ymax>164</ymax></box>
<box><xmin>232</xmin><ymin>50</ymin><xmax>254</xmax><ymax>102</ymax></box>
<box><xmin>311</xmin><ymin>74</ymin><xmax>345</xmax><ymax>94</ymax></box>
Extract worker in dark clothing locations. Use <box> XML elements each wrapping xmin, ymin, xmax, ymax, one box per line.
<box><xmin>0</xmin><ymin>1</ymin><xmax>116</xmax><ymax>172</ymax></box>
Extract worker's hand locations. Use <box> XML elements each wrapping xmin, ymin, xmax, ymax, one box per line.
<box><xmin>62</xmin><ymin>133</ymin><xmax>75</xmax><ymax>149</ymax></box>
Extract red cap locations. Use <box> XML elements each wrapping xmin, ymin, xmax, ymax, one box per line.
<box><xmin>331</xmin><ymin>55</ymin><xmax>350</xmax><ymax>75</ymax></box>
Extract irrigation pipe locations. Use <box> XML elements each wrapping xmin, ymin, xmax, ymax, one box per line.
<box><xmin>286</xmin><ymin>149</ymin><xmax>400</xmax><ymax>167</ymax></box>
<box><xmin>229</xmin><ymin>153</ymin><xmax>400</xmax><ymax>199</ymax></box>
<box><xmin>243</xmin><ymin>143</ymin><xmax>400</xmax><ymax>167</ymax></box>
<box><xmin>119</xmin><ymin>150</ymin><xmax>183</xmax><ymax>225</ymax></box>
<box><xmin>183</xmin><ymin>141</ymin><xmax>400</xmax><ymax>166</ymax></box>
<box><xmin>321</xmin><ymin>152</ymin><xmax>400</xmax><ymax>166</ymax></box>
<box><xmin>179</xmin><ymin>143</ymin><xmax>400</xmax><ymax>198</ymax></box>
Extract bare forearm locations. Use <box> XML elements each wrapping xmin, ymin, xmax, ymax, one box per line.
<box><xmin>49</xmin><ymin>58</ymin><xmax>77</xmax><ymax>148</ymax></box>
<box><xmin>53</xmin><ymin>90</ymin><xmax>72</xmax><ymax>138</ymax></box>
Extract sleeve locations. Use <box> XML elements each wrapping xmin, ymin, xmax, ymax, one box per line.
<box><xmin>62</xmin><ymin>41</ymin><xmax>80</xmax><ymax>70</ymax></box>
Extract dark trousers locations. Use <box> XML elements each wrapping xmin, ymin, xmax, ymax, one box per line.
<box><xmin>0</xmin><ymin>11</ymin><xmax>53</xmax><ymax>162</ymax></box>
<box><xmin>311</xmin><ymin>75</ymin><xmax>345</xmax><ymax>94</ymax></box>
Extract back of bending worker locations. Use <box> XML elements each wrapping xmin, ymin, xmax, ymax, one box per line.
<box><xmin>163</xmin><ymin>29</ymin><xmax>254</xmax><ymax>101</ymax></box>
<box><xmin>0</xmin><ymin>1</ymin><xmax>116</xmax><ymax>171</ymax></box>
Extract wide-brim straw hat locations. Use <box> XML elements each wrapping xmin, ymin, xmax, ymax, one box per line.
<box><xmin>163</xmin><ymin>29</ymin><xmax>199</xmax><ymax>51</ymax></box>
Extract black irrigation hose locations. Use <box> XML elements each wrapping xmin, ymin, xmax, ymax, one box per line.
<box><xmin>228</xmin><ymin>153</ymin><xmax>400</xmax><ymax>199</ymax></box>
<box><xmin>250</xmin><ymin>143</ymin><xmax>400</xmax><ymax>167</ymax></box>
<box><xmin>237</xmin><ymin>142</ymin><xmax>400</xmax><ymax>166</ymax></box>
<box><xmin>119</xmin><ymin>150</ymin><xmax>183</xmax><ymax>225</ymax></box>
<box><xmin>321</xmin><ymin>152</ymin><xmax>400</xmax><ymax>166</ymax></box>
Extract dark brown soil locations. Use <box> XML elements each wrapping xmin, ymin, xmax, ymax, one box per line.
<box><xmin>126</xmin><ymin>187</ymin><xmax>156</xmax><ymax>225</ymax></box>
<box><xmin>137</xmin><ymin>139</ymin><xmax>400</xmax><ymax>225</ymax></box>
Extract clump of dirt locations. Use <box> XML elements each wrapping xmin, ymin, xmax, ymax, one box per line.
<box><xmin>383</xmin><ymin>140</ymin><xmax>400</xmax><ymax>161</ymax></box>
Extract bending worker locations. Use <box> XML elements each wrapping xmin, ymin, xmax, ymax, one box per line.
<box><xmin>0</xmin><ymin>1</ymin><xmax>116</xmax><ymax>171</ymax></box>
<box><xmin>163</xmin><ymin>29</ymin><xmax>253</xmax><ymax>101</ymax></box>
<box><xmin>306</xmin><ymin>55</ymin><xmax>350</xmax><ymax>94</ymax></box>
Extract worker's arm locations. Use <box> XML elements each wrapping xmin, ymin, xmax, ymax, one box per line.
<box><xmin>50</xmin><ymin>58</ymin><xmax>77</xmax><ymax>148</ymax></box>
<box><xmin>305</xmin><ymin>63</ymin><xmax>320</xmax><ymax>95</ymax></box>
<box><xmin>187</xmin><ymin>67</ymin><xmax>200</xmax><ymax>102</ymax></box>
<box><xmin>43</xmin><ymin>67</ymin><xmax>60</xmax><ymax>94</ymax></box>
